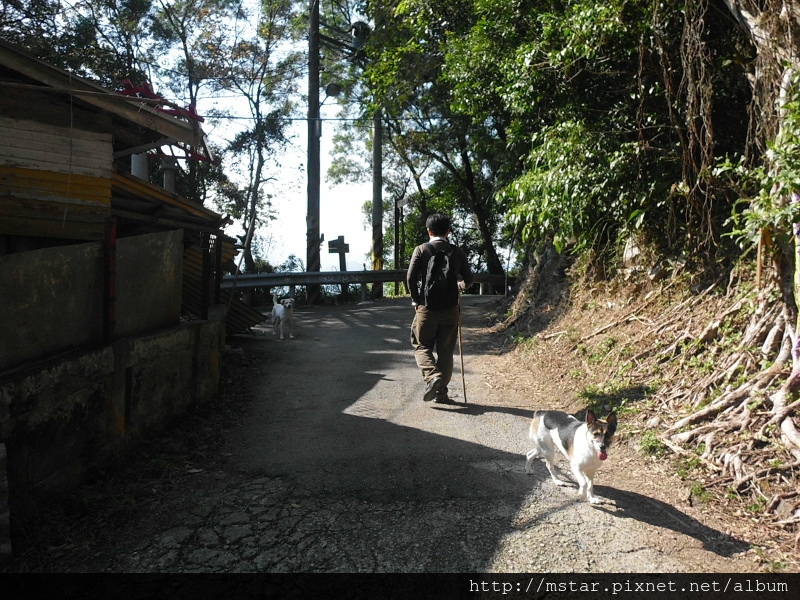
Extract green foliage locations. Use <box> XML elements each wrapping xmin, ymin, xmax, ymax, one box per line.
<box><xmin>722</xmin><ymin>71</ymin><xmax>800</xmax><ymax>248</ymax></box>
<box><xmin>690</xmin><ymin>482</ymin><xmax>713</xmax><ymax>503</ymax></box>
<box><xmin>471</xmin><ymin>0</ymin><xmax>678</xmax><ymax>257</ymax></box>
<box><xmin>354</xmin><ymin>0</ymin><xmax>522</xmax><ymax>275</ymax></box>
<box><xmin>278</xmin><ymin>254</ymin><xmax>305</xmax><ymax>273</ymax></box>
<box><xmin>384</xmin><ymin>0</ymin><xmax>753</xmax><ymax>270</ymax></box>
<box><xmin>537</xmin><ymin>3</ymin><xmax>643</xmax><ymax>68</ymax></box>
<box><xmin>677</xmin><ymin>456</ymin><xmax>701</xmax><ymax>478</ymax></box>
<box><xmin>578</xmin><ymin>336</ymin><xmax>619</xmax><ymax>364</ymax></box>
<box><xmin>640</xmin><ymin>431</ymin><xmax>668</xmax><ymax>458</ymax></box>
<box><xmin>505</xmin><ymin>121</ymin><xmax>656</xmax><ymax>253</ymax></box>
<box><xmin>511</xmin><ymin>332</ymin><xmax>537</xmax><ymax>350</ymax></box>
<box><xmin>746</xmin><ymin>496</ymin><xmax>767</xmax><ymax>514</ymax></box>
<box><xmin>426</xmin><ymin>1</ymin><xmax>679</xmax><ymax>260</ymax></box>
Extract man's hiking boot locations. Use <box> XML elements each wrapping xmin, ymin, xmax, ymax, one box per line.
<box><xmin>423</xmin><ymin>377</ymin><xmax>444</xmax><ymax>402</ymax></box>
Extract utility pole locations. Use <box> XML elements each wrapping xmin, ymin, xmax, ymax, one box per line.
<box><xmin>371</xmin><ymin>108</ymin><xmax>383</xmax><ymax>298</ymax></box>
<box><xmin>394</xmin><ymin>197</ymin><xmax>407</xmax><ymax>295</ymax></box>
<box><xmin>307</xmin><ymin>0</ymin><xmax>321</xmax><ymax>304</ymax></box>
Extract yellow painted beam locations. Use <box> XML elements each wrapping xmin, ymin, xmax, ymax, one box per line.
<box><xmin>0</xmin><ymin>165</ymin><xmax>111</xmax><ymax>206</ymax></box>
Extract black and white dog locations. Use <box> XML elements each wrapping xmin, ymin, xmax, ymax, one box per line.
<box><xmin>271</xmin><ymin>292</ymin><xmax>295</xmax><ymax>340</ymax></box>
<box><xmin>525</xmin><ymin>409</ymin><xmax>617</xmax><ymax>504</ymax></box>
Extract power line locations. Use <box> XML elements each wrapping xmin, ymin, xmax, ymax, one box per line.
<box><xmin>205</xmin><ymin>113</ymin><xmax>463</xmax><ymax>127</ymax></box>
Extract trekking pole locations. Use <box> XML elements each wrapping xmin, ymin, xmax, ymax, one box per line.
<box><xmin>458</xmin><ymin>294</ymin><xmax>467</xmax><ymax>404</ymax></box>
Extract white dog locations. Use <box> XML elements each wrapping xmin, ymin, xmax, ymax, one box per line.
<box><xmin>271</xmin><ymin>292</ymin><xmax>295</xmax><ymax>340</ymax></box>
<box><xmin>525</xmin><ymin>409</ymin><xmax>617</xmax><ymax>504</ymax></box>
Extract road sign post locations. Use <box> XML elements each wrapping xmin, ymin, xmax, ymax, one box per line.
<box><xmin>328</xmin><ymin>235</ymin><xmax>350</xmax><ymax>299</ymax></box>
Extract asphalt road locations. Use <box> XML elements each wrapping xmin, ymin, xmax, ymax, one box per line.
<box><xmin>20</xmin><ymin>295</ymin><xmax>756</xmax><ymax>578</ymax></box>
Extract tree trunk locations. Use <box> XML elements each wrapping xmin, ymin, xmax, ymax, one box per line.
<box><xmin>457</xmin><ymin>138</ymin><xmax>505</xmax><ymax>280</ymax></box>
<box><xmin>473</xmin><ymin>201</ymin><xmax>505</xmax><ymax>277</ymax></box>
<box><xmin>722</xmin><ymin>1</ymin><xmax>799</xmax><ymax>153</ymax></box>
<box><xmin>724</xmin><ymin>1</ymin><xmax>800</xmax><ymax>453</ymax></box>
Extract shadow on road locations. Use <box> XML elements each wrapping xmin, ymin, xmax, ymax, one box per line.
<box><xmin>2</xmin><ymin>298</ymin><xmax>751</xmax><ymax>573</ymax></box>
<box><xmin>429</xmin><ymin>403</ymin><xmax>533</xmax><ymax>419</ymax></box>
<box><xmin>222</xmin><ymin>297</ymin><xmax>748</xmax><ymax>571</ymax></box>
<box><xmin>595</xmin><ymin>487</ymin><xmax>750</xmax><ymax>558</ymax></box>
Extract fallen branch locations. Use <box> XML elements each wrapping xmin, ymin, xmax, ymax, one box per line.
<box><xmin>709</xmin><ymin>460</ymin><xmax>800</xmax><ymax>490</ymax></box>
<box><xmin>577</xmin><ymin>315</ymin><xmax>638</xmax><ymax>344</ymax></box>
<box><xmin>766</xmin><ymin>491</ymin><xmax>800</xmax><ymax>513</ymax></box>
<box><xmin>541</xmin><ymin>330</ymin><xmax>567</xmax><ymax>340</ymax></box>
<box><xmin>657</xmin><ymin>436</ymin><xmax>722</xmax><ymax>472</ymax></box>
<box><xmin>665</xmin><ymin>381</ymin><xmax>756</xmax><ymax>434</ymax></box>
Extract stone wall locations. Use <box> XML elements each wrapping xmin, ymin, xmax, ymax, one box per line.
<box><xmin>0</xmin><ymin>306</ymin><xmax>225</xmax><ymax>554</ymax></box>
<box><xmin>0</xmin><ymin>443</ymin><xmax>9</xmax><ymax>568</ymax></box>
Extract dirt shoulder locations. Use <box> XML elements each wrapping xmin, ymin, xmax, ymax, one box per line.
<box><xmin>472</xmin><ymin>283</ymin><xmax>797</xmax><ymax>572</ymax></box>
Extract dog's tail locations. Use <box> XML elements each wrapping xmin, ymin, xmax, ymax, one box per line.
<box><xmin>273</xmin><ymin>291</ymin><xmax>279</xmax><ymax>306</ymax></box>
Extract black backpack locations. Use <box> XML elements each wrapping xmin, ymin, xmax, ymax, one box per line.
<box><xmin>422</xmin><ymin>242</ymin><xmax>459</xmax><ymax>309</ymax></box>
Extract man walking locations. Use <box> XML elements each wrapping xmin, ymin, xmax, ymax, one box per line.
<box><xmin>406</xmin><ymin>213</ymin><xmax>474</xmax><ymax>403</ymax></box>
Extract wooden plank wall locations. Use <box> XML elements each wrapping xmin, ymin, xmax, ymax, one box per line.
<box><xmin>0</xmin><ymin>166</ymin><xmax>111</xmax><ymax>240</ymax></box>
<box><xmin>0</xmin><ymin>116</ymin><xmax>112</xmax><ymax>241</ymax></box>
<box><xmin>0</xmin><ymin>116</ymin><xmax>112</xmax><ymax>177</ymax></box>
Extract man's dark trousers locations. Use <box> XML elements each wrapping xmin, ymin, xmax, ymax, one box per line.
<box><xmin>410</xmin><ymin>304</ymin><xmax>459</xmax><ymax>387</ymax></box>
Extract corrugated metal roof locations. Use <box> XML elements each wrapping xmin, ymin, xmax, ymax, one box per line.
<box><xmin>111</xmin><ymin>170</ymin><xmax>226</xmax><ymax>233</ymax></box>
<box><xmin>182</xmin><ymin>242</ymin><xmax>266</xmax><ymax>334</ymax></box>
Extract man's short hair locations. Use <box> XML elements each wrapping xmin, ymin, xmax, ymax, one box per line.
<box><xmin>426</xmin><ymin>213</ymin><xmax>451</xmax><ymax>237</ymax></box>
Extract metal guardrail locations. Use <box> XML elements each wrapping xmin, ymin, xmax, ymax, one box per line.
<box><xmin>221</xmin><ymin>269</ymin><xmax>514</xmax><ymax>290</ymax></box>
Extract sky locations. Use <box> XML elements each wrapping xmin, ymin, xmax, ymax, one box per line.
<box><xmin>184</xmin><ymin>4</ymin><xmax>377</xmax><ymax>275</ymax></box>
<box><xmin>200</xmin><ymin>101</ymin><xmax>376</xmax><ymax>274</ymax></box>
<box><xmin>260</xmin><ymin>118</ymin><xmax>376</xmax><ymax>273</ymax></box>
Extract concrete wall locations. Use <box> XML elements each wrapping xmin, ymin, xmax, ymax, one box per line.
<box><xmin>0</xmin><ymin>306</ymin><xmax>225</xmax><ymax>552</ymax></box>
<box><xmin>115</xmin><ymin>230</ymin><xmax>183</xmax><ymax>338</ymax></box>
<box><xmin>0</xmin><ymin>242</ymin><xmax>105</xmax><ymax>371</ymax></box>
<box><xmin>0</xmin><ymin>230</ymin><xmax>183</xmax><ymax>372</ymax></box>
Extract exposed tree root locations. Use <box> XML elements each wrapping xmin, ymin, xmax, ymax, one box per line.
<box><xmin>506</xmin><ymin>247</ymin><xmax>800</xmax><ymax>563</ymax></box>
<box><xmin>547</xmin><ymin>266</ymin><xmax>799</xmax><ymax>561</ymax></box>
